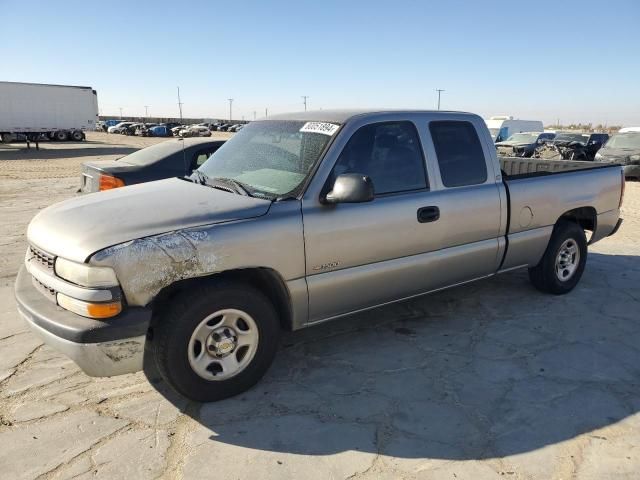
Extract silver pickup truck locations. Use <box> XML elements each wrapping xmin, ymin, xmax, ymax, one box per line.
<box><xmin>15</xmin><ymin>110</ymin><xmax>625</xmax><ymax>402</ymax></box>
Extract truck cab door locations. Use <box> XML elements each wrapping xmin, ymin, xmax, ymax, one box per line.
<box><xmin>301</xmin><ymin>115</ymin><xmax>503</xmax><ymax>325</ymax></box>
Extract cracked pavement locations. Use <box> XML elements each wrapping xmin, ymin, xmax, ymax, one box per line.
<box><xmin>1</xmin><ymin>135</ymin><xmax>639</xmax><ymax>479</ymax></box>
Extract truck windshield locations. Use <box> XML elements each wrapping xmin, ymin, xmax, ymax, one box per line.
<box><xmin>198</xmin><ymin>120</ymin><xmax>338</xmax><ymax>199</ymax></box>
<box><xmin>604</xmin><ymin>133</ymin><xmax>640</xmax><ymax>149</ymax></box>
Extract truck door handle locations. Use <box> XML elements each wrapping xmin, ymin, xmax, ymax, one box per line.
<box><xmin>417</xmin><ymin>206</ymin><xmax>440</xmax><ymax>223</ymax></box>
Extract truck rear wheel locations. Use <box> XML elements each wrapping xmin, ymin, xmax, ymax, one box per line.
<box><xmin>528</xmin><ymin>220</ymin><xmax>587</xmax><ymax>295</ymax></box>
<box><xmin>71</xmin><ymin>130</ymin><xmax>84</xmax><ymax>141</ymax></box>
<box><xmin>152</xmin><ymin>281</ymin><xmax>280</xmax><ymax>402</ymax></box>
<box><xmin>54</xmin><ymin>130</ymin><xmax>68</xmax><ymax>141</ymax></box>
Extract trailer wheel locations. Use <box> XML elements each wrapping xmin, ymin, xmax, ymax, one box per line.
<box><xmin>54</xmin><ymin>130</ymin><xmax>68</xmax><ymax>141</ymax></box>
<box><xmin>528</xmin><ymin>220</ymin><xmax>587</xmax><ymax>295</ymax></box>
<box><xmin>71</xmin><ymin>130</ymin><xmax>84</xmax><ymax>141</ymax></box>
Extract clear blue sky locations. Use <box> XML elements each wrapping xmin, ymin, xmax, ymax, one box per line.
<box><xmin>2</xmin><ymin>0</ymin><xmax>638</xmax><ymax>124</ymax></box>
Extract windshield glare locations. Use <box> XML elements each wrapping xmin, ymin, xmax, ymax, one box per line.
<box><xmin>604</xmin><ymin>133</ymin><xmax>640</xmax><ymax>149</ymax></box>
<box><xmin>504</xmin><ymin>133</ymin><xmax>539</xmax><ymax>143</ymax></box>
<box><xmin>198</xmin><ymin>120</ymin><xmax>337</xmax><ymax>198</ymax></box>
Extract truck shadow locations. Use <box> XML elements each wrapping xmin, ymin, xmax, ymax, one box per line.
<box><xmin>146</xmin><ymin>251</ymin><xmax>640</xmax><ymax>460</ymax></box>
<box><xmin>0</xmin><ymin>145</ymin><xmax>138</xmax><ymax>160</ymax></box>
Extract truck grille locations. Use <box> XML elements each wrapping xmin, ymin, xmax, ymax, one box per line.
<box><xmin>32</xmin><ymin>277</ymin><xmax>57</xmax><ymax>303</ymax></box>
<box><xmin>29</xmin><ymin>245</ymin><xmax>55</xmax><ymax>271</ymax></box>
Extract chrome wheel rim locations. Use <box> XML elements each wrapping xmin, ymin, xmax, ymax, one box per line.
<box><xmin>188</xmin><ymin>308</ymin><xmax>259</xmax><ymax>381</ymax></box>
<box><xmin>555</xmin><ymin>238</ymin><xmax>580</xmax><ymax>282</ymax></box>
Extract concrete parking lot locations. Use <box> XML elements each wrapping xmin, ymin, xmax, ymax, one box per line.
<box><xmin>0</xmin><ymin>133</ymin><xmax>639</xmax><ymax>479</ymax></box>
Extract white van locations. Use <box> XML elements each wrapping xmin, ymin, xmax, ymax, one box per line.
<box><xmin>485</xmin><ymin>116</ymin><xmax>544</xmax><ymax>142</ymax></box>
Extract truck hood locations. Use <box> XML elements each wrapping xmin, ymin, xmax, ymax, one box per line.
<box><xmin>28</xmin><ymin>177</ymin><xmax>271</xmax><ymax>262</ymax></box>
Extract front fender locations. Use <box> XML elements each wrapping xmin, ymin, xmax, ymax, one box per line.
<box><xmin>90</xmin><ymin>230</ymin><xmax>221</xmax><ymax>306</ymax></box>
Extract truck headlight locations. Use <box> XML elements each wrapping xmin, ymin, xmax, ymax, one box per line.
<box><xmin>55</xmin><ymin>257</ymin><xmax>119</xmax><ymax>288</ymax></box>
<box><xmin>594</xmin><ymin>152</ymin><xmax>603</xmax><ymax>161</ymax></box>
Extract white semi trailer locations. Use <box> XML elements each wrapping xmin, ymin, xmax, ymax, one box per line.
<box><xmin>0</xmin><ymin>81</ymin><xmax>98</xmax><ymax>144</ymax></box>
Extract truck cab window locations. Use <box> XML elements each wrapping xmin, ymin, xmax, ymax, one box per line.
<box><xmin>429</xmin><ymin>121</ymin><xmax>488</xmax><ymax>188</ymax></box>
<box><xmin>332</xmin><ymin>121</ymin><xmax>427</xmax><ymax>195</ymax></box>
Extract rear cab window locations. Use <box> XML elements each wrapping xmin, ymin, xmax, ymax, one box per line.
<box><xmin>429</xmin><ymin>121</ymin><xmax>488</xmax><ymax>188</ymax></box>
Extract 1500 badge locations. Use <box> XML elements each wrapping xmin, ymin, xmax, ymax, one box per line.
<box><xmin>313</xmin><ymin>261</ymin><xmax>341</xmax><ymax>271</ymax></box>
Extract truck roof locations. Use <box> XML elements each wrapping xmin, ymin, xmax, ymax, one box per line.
<box><xmin>0</xmin><ymin>80</ymin><xmax>94</xmax><ymax>90</ymax></box>
<box><xmin>265</xmin><ymin>109</ymin><xmax>471</xmax><ymax>124</ymax></box>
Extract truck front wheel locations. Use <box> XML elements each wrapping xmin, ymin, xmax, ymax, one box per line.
<box><xmin>152</xmin><ymin>281</ymin><xmax>280</xmax><ymax>402</ymax></box>
<box><xmin>528</xmin><ymin>220</ymin><xmax>587</xmax><ymax>295</ymax></box>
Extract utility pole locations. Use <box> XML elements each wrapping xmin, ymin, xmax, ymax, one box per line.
<box><xmin>177</xmin><ymin>87</ymin><xmax>183</xmax><ymax>122</ymax></box>
<box><xmin>119</xmin><ymin>107</ymin><xmax>123</xmax><ymax>119</ymax></box>
<box><xmin>144</xmin><ymin>105</ymin><xmax>149</xmax><ymax>118</ymax></box>
<box><xmin>253</xmin><ymin>111</ymin><xmax>256</xmax><ymax>120</ymax></box>
<box><xmin>436</xmin><ymin>89</ymin><xmax>445</xmax><ymax>110</ymax></box>
<box><xmin>301</xmin><ymin>95</ymin><xmax>309</xmax><ymax>111</ymax></box>
<box><xmin>265</xmin><ymin>108</ymin><xmax>268</xmax><ymax>118</ymax></box>
<box><xmin>228</xmin><ymin>98</ymin><xmax>233</xmax><ymax>122</ymax></box>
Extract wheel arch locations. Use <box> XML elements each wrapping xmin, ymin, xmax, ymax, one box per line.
<box><xmin>557</xmin><ymin>206</ymin><xmax>597</xmax><ymax>242</ymax></box>
<box><xmin>150</xmin><ymin>267</ymin><xmax>294</xmax><ymax>332</ymax></box>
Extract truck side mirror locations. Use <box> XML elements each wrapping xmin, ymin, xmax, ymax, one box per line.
<box><xmin>324</xmin><ymin>173</ymin><xmax>374</xmax><ymax>204</ymax></box>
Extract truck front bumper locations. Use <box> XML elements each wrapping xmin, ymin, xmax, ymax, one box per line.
<box><xmin>14</xmin><ymin>266</ymin><xmax>151</xmax><ymax>377</ymax></box>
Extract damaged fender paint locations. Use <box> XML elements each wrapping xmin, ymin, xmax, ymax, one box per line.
<box><xmin>90</xmin><ymin>228</ymin><xmax>221</xmax><ymax>306</ymax></box>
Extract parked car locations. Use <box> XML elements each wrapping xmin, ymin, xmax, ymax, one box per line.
<box><xmin>595</xmin><ymin>131</ymin><xmax>640</xmax><ymax>179</ymax></box>
<box><xmin>217</xmin><ymin>123</ymin><xmax>232</xmax><ymax>132</ymax></box>
<box><xmin>16</xmin><ymin>110</ymin><xmax>624</xmax><ymax>402</ymax></box>
<box><xmin>171</xmin><ymin>125</ymin><xmax>187</xmax><ymax>135</ymax></box>
<box><xmin>147</xmin><ymin>125</ymin><xmax>174</xmax><ymax>137</ymax></box>
<box><xmin>107</xmin><ymin>122</ymin><xmax>135</xmax><ymax>134</ymax></box>
<box><xmin>135</xmin><ymin>123</ymin><xmax>158</xmax><ymax>136</ymax></box>
<box><xmin>496</xmin><ymin>132</ymin><xmax>556</xmax><ymax>157</ymax></box>
<box><xmin>535</xmin><ymin>133</ymin><xmax>609</xmax><ymax>161</ymax></box>
<box><xmin>485</xmin><ymin>116</ymin><xmax>544</xmax><ymax>142</ymax></box>
<box><xmin>79</xmin><ymin>138</ymin><xmax>226</xmax><ymax>192</ymax></box>
<box><xmin>179</xmin><ymin>126</ymin><xmax>212</xmax><ymax>137</ymax></box>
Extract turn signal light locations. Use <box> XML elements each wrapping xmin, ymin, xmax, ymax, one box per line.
<box><xmin>99</xmin><ymin>174</ymin><xmax>125</xmax><ymax>191</ymax></box>
<box><xmin>57</xmin><ymin>293</ymin><xmax>122</xmax><ymax>319</ymax></box>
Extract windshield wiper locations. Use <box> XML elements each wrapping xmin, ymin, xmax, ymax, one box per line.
<box><xmin>210</xmin><ymin>177</ymin><xmax>252</xmax><ymax>196</ymax></box>
<box><xmin>189</xmin><ymin>170</ymin><xmax>208</xmax><ymax>185</ymax></box>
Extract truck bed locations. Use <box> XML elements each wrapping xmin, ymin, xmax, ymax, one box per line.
<box><xmin>499</xmin><ymin>156</ymin><xmax>617</xmax><ymax>179</ymax></box>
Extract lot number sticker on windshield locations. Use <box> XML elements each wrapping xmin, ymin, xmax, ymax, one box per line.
<box><xmin>300</xmin><ymin>122</ymin><xmax>340</xmax><ymax>136</ymax></box>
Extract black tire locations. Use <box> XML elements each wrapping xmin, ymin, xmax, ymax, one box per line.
<box><xmin>528</xmin><ymin>220</ymin><xmax>587</xmax><ymax>295</ymax></box>
<box><xmin>71</xmin><ymin>130</ymin><xmax>84</xmax><ymax>141</ymax></box>
<box><xmin>153</xmin><ymin>281</ymin><xmax>280</xmax><ymax>402</ymax></box>
<box><xmin>54</xmin><ymin>130</ymin><xmax>68</xmax><ymax>141</ymax></box>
